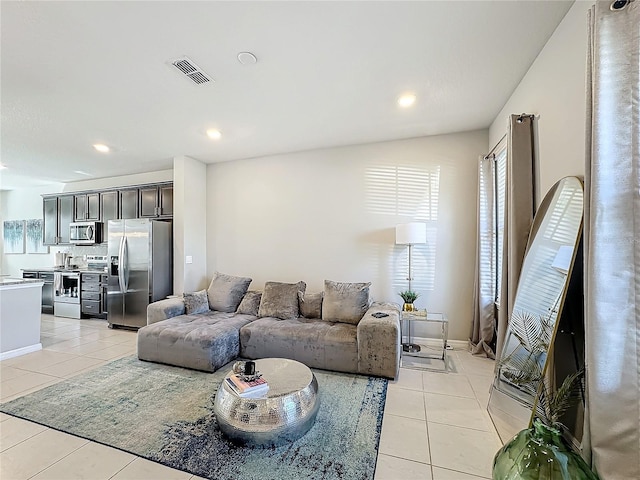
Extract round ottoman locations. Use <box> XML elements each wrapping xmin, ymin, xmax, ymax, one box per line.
<box><xmin>213</xmin><ymin>358</ymin><xmax>320</xmax><ymax>446</ymax></box>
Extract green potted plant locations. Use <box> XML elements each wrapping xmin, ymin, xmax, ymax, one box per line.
<box><xmin>492</xmin><ymin>311</ymin><xmax>599</xmax><ymax>480</ymax></box>
<box><xmin>398</xmin><ymin>290</ymin><xmax>419</xmax><ymax>312</ymax></box>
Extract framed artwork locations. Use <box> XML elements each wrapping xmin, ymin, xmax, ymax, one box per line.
<box><xmin>25</xmin><ymin>219</ymin><xmax>48</xmax><ymax>254</ymax></box>
<box><xmin>3</xmin><ymin>220</ymin><xmax>25</xmax><ymax>254</ymax></box>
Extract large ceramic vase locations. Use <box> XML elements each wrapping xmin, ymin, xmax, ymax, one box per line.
<box><xmin>493</xmin><ymin>419</ymin><xmax>599</xmax><ymax>480</ymax></box>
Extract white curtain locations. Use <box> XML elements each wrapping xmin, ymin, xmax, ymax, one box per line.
<box><xmin>585</xmin><ymin>2</ymin><xmax>639</xmax><ymax>478</ymax></box>
<box><xmin>470</xmin><ymin>155</ymin><xmax>497</xmax><ymax>357</ymax></box>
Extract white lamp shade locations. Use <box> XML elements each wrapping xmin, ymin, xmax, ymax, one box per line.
<box><xmin>395</xmin><ymin>222</ymin><xmax>427</xmax><ymax>245</ymax></box>
<box><xmin>552</xmin><ymin>245</ymin><xmax>573</xmax><ymax>274</ymax></box>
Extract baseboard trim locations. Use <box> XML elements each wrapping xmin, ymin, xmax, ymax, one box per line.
<box><xmin>0</xmin><ymin>343</ymin><xmax>42</xmax><ymax>361</ymax></box>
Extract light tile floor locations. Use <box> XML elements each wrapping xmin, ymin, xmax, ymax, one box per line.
<box><xmin>1</xmin><ymin>314</ymin><xmax>500</xmax><ymax>479</ymax></box>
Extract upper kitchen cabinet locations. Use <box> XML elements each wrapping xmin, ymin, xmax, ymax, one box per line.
<box><xmin>42</xmin><ymin>183</ymin><xmax>172</xmax><ymax>242</ymax></box>
<box><xmin>100</xmin><ymin>191</ymin><xmax>118</xmax><ymax>242</ymax></box>
<box><xmin>139</xmin><ymin>184</ymin><xmax>173</xmax><ymax>218</ymax></box>
<box><xmin>43</xmin><ymin>194</ymin><xmax>74</xmax><ymax>245</ymax></box>
<box><xmin>74</xmin><ymin>192</ymin><xmax>100</xmax><ymax>221</ymax></box>
<box><xmin>119</xmin><ymin>189</ymin><xmax>139</xmax><ymax>219</ymax></box>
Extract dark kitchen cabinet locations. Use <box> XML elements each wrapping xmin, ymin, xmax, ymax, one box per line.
<box><xmin>22</xmin><ymin>271</ymin><xmax>54</xmax><ymax>314</ymax></box>
<box><xmin>119</xmin><ymin>189</ymin><xmax>138</xmax><ymax>219</ymax></box>
<box><xmin>74</xmin><ymin>193</ymin><xmax>100</xmax><ymax>221</ymax></box>
<box><xmin>43</xmin><ymin>197</ymin><xmax>58</xmax><ymax>245</ymax></box>
<box><xmin>100</xmin><ymin>191</ymin><xmax>118</xmax><ymax>242</ymax></box>
<box><xmin>43</xmin><ymin>183</ymin><xmax>172</xmax><ymax>242</ymax></box>
<box><xmin>43</xmin><ymin>195</ymin><xmax>74</xmax><ymax>245</ymax></box>
<box><xmin>81</xmin><ymin>272</ymin><xmax>106</xmax><ymax>319</ymax></box>
<box><xmin>139</xmin><ymin>184</ymin><xmax>173</xmax><ymax>218</ymax></box>
<box><xmin>58</xmin><ymin>195</ymin><xmax>74</xmax><ymax>244</ymax></box>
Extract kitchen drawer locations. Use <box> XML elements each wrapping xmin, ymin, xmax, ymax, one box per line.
<box><xmin>82</xmin><ymin>300</ymin><xmax>102</xmax><ymax>315</ymax></box>
<box><xmin>40</xmin><ymin>272</ymin><xmax>55</xmax><ymax>282</ymax></box>
<box><xmin>82</xmin><ymin>273</ymin><xmax>102</xmax><ymax>283</ymax></box>
<box><xmin>82</xmin><ymin>292</ymin><xmax>101</xmax><ymax>301</ymax></box>
<box><xmin>82</xmin><ymin>283</ymin><xmax>101</xmax><ymax>292</ymax></box>
<box><xmin>22</xmin><ymin>271</ymin><xmax>38</xmax><ymax>279</ymax></box>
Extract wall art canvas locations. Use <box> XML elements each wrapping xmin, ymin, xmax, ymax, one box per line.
<box><xmin>3</xmin><ymin>220</ymin><xmax>25</xmax><ymax>254</ymax></box>
<box><xmin>26</xmin><ymin>219</ymin><xmax>48</xmax><ymax>254</ymax></box>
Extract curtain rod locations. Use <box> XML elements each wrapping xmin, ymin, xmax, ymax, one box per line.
<box><xmin>483</xmin><ymin>134</ymin><xmax>506</xmax><ymax>160</ymax></box>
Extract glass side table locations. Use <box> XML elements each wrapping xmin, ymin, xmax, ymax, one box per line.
<box><xmin>400</xmin><ymin>311</ymin><xmax>449</xmax><ymax>372</ymax></box>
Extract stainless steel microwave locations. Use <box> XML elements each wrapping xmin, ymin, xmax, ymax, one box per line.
<box><xmin>69</xmin><ymin>221</ymin><xmax>102</xmax><ymax>244</ymax></box>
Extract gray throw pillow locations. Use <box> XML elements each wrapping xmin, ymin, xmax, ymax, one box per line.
<box><xmin>258</xmin><ymin>281</ymin><xmax>307</xmax><ymax>319</ymax></box>
<box><xmin>236</xmin><ymin>291</ymin><xmax>262</xmax><ymax>316</ymax></box>
<box><xmin>183</xmin><ymin>289</ymin><xmax>210</xmax><ymax>314</ymax></box>
<box><xmin>298</xmin><ymin>291</ymin><xmax>323</xmax><ymax>319</ymax></box>
<box><xmin>207</xmin><ymin>272</ymin><xmax>252</xmax><ymax>313</ymax></box>
<box><xmin>322</xmin><ymin>280</ymin><xmax>371</xmax><ymax>325</ymax></box>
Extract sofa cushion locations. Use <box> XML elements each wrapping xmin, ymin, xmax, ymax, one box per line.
<box><xmin>137</xmin><ymin>311</ymin><xmax>257</xmax><ymax>372</ymax></box>
<box><xmin>322</xmin><ymin>280</ymin><xmax>371</xmax><ymax>325</ymax></box>
<box><xmin>258</xmin><ymin>281</ymin><xmax>306</xmax><ymax>319</ymax></box>
<box><xmin>298</xmin><ymin>291</ymin><xmax>323</xmax><ymax>319</ymax></box>
<box><xmin>240</xmin><ymin>317</ymin><xmax>358</xmax><ymax>374</ymax></box>
<box><xmin>237</xmin><ymin>291</ymin><xmax>262</xmax><ymax>316</ymax></box>
<box><xmin>207</xmin><ymin>272</ymin><xmax>252</xmax><ymax>313</ymax></box>
<box><xmin>183</xmin><ymin>289</ymin><xmax>210</xmax><ymax>314</ymax></box>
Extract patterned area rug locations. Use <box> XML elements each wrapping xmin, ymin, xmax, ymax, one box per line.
<box><xmin>0</xmin><ymin>356</ymin><xmax>387</xmax><ymax>480</ymax></box>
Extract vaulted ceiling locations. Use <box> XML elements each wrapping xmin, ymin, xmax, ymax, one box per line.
<box><xmin>0</xmin><ymin>1</ymin><xmax>572</xmax><ymax>190</ymax></box>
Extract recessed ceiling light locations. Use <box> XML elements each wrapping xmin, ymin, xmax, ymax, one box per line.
<box><xmin>206</xmin><ymin>129</ymin><xmax>222</xmax><ymax>140</ymax></box>
<box><xmin>397</xmin><ymin>93</ymin><xmax>417</xmax><ymax>108</ymax></box>
<box><xmin>0</xmin><ymin>164</ymin><xmax>7</xmax><ymax>170</ymax></box>
<box><xmin>237</xmin><ymin>52</ymin><xmax>257</xmax><ymax>65</ymax></box>
<box><xmin>93</xmin><ymin>144</ymin><xmax>110</xmax><ymax>153</ymax></box>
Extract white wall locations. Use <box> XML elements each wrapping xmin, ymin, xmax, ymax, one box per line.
<box><xmin>0</xmin><ymin>170</ymin><xmax>173</xmax><ymax>278</ymax></box>
<box><xmin>173</xmin><ymin>156</ymin><xmax>207</xmax><ymax>294</ymax></box>
<box><xmin>0</xmin><ymin>184</ymin><xmax>65</xmax><ymax>277</ymax></box>
<box><xmin>207</xmin><ymin>130</ymin><xmax>488</xmax><ymax>341</ymax></box>
<box><xmin>490</xmin><ymin>1</ymin><xmax>589</xmax><ymax>204</ymax></box>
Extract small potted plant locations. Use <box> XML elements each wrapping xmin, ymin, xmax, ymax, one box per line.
<box><xmin>398</xmin><ymin>290</ymin><xmax>419</xmax><ymax>312</ymax></box>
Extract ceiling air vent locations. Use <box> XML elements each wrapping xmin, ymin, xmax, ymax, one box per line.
<box><xmin>169</xmin><ymin>56</ymin><xmax>213</xmax><ymax>85</ymax></box>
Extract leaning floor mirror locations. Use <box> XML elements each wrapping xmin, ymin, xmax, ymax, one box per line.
<box><xmin>488</xmin><ymin>176</ymin><xmax>584</xmax><ymax>444</ymax></box>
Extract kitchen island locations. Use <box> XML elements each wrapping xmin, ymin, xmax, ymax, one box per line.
<box><xmin>0</xmin><ymin>277</ymin><xmax>44</xmax><ymax>360</ymax></box>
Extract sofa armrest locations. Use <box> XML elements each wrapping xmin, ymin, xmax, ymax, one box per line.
<box><xmin>357</xmin><ymin>302</ymin><xmax>401</xmax><ymax>379</ymax></box>
<box><xmin>147</xmin><ymin>297</ymin><xmax>186</xmax><ymax>325</ymax></box>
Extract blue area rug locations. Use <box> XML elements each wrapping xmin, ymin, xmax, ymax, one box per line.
<box><xmin>0</xmin><ymin>356</ymin><xmax>387</xmax><ymax>480</ymax></box>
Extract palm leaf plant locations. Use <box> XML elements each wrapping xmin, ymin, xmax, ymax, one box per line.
<box><xmin>398</xmin><ymin>290</ymin><xmax>419</xmax><ymax>303</ymax></box>
<box><xmin>493</xmin><ymin>309</ymin><xmax>598</xmax><ymax>479</ymax></box>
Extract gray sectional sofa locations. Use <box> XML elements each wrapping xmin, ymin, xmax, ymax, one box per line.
<box><xmin>137</xmin><ymin>273</ymin><xmax>401</xmax><ymax>379</ymax></box>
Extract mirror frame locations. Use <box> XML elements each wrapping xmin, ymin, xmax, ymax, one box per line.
<box><xmin>487</xmin><ymin>176</ymin><xmax>584</xmax><ymax>443</ymax></box>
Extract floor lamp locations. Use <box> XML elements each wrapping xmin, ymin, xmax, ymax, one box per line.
<box><xmin>396</xmin><ymin>222</ymin><xmax>427</xmax><ymax>353</ymax></box>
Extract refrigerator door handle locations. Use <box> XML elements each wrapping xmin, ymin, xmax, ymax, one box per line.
<box><xmin>122</xmin><ymin>236</ymin><xmax>130</xmax><ymax>292</ymax></box>
<box><xmin>118</xmin><ymin>236</ymin><xmax>126</xmax><ymax>294</ymax></box>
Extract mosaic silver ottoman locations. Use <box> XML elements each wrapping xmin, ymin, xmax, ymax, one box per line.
<box><xmin>213</xmin><ymin>358</ymin><xmax>320</xmax><ymax>447</ymax></box>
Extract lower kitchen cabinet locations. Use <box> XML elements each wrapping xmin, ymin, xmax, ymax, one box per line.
<box><xmin>81</xmin><ymin>273</ymin><xmax>107</xmax><ymax>319</ymax></box>
<box><xmin>22</xmin><ymin>271</ymin><xmax>54</xmax><ymax>314</ymax></box>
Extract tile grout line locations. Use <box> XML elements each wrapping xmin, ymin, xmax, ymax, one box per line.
<box><xmin>26</xmin><ymin>437</ymin><xmax>92</xmax><ymax>480</ymax></box>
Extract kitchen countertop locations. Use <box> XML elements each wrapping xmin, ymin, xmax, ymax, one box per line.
<box><xmin>21</xmin><ymin>267</ymin><xmax>108</xmax><ymax>274</ymax></box>
<box><xmin>1</xmin><ymin>278</ymin><xmax>44</xmax><ymax>286</ymax></box>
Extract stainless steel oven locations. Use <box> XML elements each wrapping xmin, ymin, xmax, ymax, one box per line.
<box><xmin>54</xmin><ymin>272</ymin><xmax>80</xmax><ymax>318</ymax></box>
<box><xmin>69</xmin><ymin>221</ymin><xmax>102</xmax><ymax>245</ymax></box>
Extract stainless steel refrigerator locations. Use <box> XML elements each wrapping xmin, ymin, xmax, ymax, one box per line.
<box><xmin>107</xmin><ymin>219</ymin><xmax>172</xmax><ymax>329</ymax></box>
